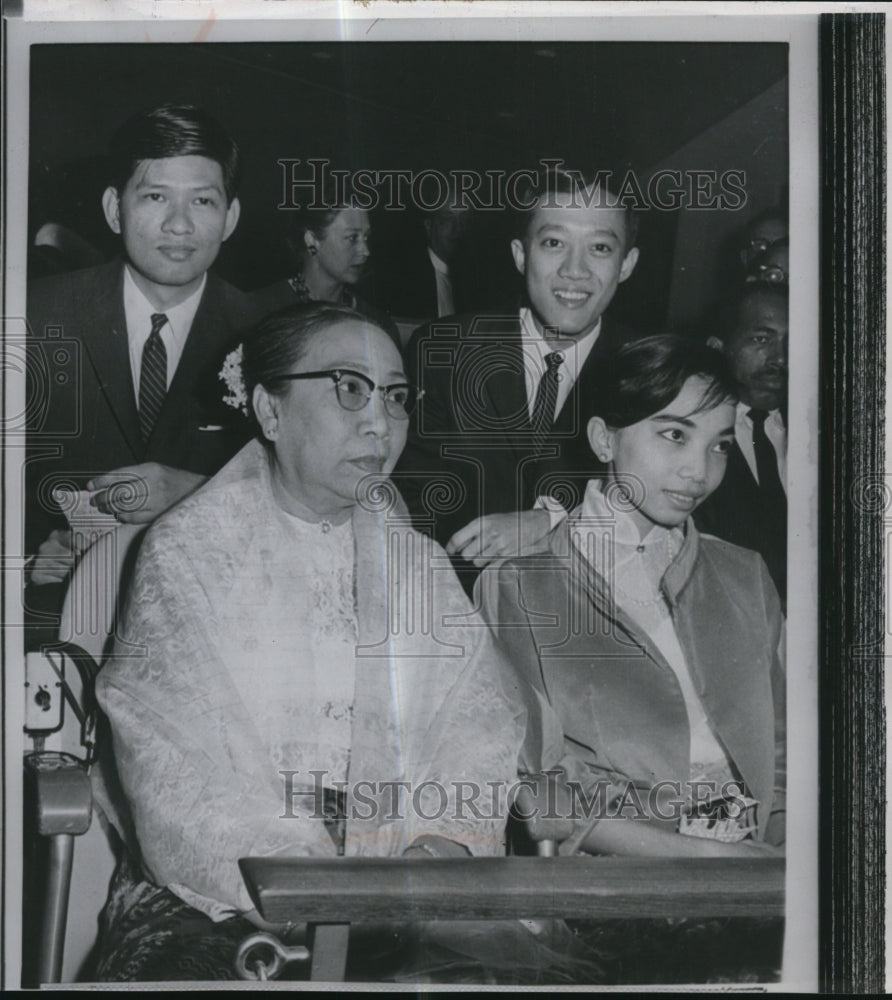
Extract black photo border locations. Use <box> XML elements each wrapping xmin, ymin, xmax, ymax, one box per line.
<box><xmin>819</xmin><ymin>12</ymin><xmax>886</xmax><ymax>994</ymax></box>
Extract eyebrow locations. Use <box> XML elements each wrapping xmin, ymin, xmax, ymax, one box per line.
<box><xmin>651</xmin><ymin>414</ymin><xmax>735</xmax><ymax>436</ymax></box>
<box><xmin>324</xmin><ymin>362</ymin><xmax>407</xmax><ymax>381</ymax></box>
<box><xmin>534</xmin><ymin>227</ymin><xmax>622</xmax><ymax>245</ymax></box>
<box><xmin>133</xmin><ymin>180</ymin><xmax>224</xmax><ymax>193</ymax></box>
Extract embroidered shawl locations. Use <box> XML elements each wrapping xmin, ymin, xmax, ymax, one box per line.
<box><xmin>97</xmin><ymin>440</ymin><xmax>525</xmax><ymax>912</ymax></box>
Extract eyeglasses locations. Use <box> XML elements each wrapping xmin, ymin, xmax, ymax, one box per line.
<box><xmin>747</xmin><ymin>237</ymin><xmax>772</xmax><ymax>255</ymax></box>
<box><xmin>755</xmin><ymin>264</ymin><xmax>788</xmax><ymax>284</ymax></box>
<box><xmin>272</xmin><ymin>368</ymin><xmax>422</xmax><ymax>419</ymax></box>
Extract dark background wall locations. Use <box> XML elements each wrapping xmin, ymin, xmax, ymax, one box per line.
<box><xmin>29</xmin><ymin>41</ymin><xmax>788</xmax><ymax>330</ymax></box>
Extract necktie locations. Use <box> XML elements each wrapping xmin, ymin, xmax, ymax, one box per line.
<box><xmin>139</xmin><ymin>313</ymin><xmax>168</xmax><ymax>442</ymax></box>
<box><xmin>531</xmin><ymin>351</ymin><xmax>564</xmax><ymax>444</ymax></box>
<box><xmin>748</xmin><ymin>408</ymin><xmax>786</xmax><ymax>506</ymax></box>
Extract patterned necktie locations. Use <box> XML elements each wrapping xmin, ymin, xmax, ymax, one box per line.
<box><xmin>531</xmin><ymin>351</ymin><xmax>564</xmax><ymax>444</ymax></box>
<box><xmin>139</xmin><ymin>313</ymin><xmax>168</xmax><ymax>442</ymax></box>
<box><xmin>748</xmin><ymin>408</ymin><xmax>786</xmax><ymax>506</ymax></box>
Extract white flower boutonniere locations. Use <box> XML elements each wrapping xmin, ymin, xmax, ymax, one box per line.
<box><xmin>219</xmin><ymin>344</ymin><xmax>249</xmax><ymax>417</ymax></box>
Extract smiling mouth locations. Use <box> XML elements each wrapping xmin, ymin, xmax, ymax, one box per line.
<box><xmin>553</xmin><ymin>289</ymin><xmax>591</xmax><ymax>307</ymax></box>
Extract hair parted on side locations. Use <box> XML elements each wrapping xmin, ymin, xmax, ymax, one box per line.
<box><xmin>587</xmin><ymin>335</ymin><xmax>737</xmax><ymax>429</ymax></box>
<box><xmin>107</xmin><ymin>104</ymin><xmax>241</xmax><ymax>203</ymax></box>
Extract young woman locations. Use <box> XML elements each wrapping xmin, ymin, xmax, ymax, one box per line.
<box><xmin>481</xmin><ymin>335</ymin><xmax>785</xmax><ymax>858</ymax></box>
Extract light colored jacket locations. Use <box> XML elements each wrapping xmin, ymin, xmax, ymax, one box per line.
<box><xmin>479</xmin><ymin>516</ymin><xmax>785</xmax><ymax>843</ymax></box>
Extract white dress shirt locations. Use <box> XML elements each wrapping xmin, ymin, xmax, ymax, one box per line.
<box><xmin>734</xmin><ymin>402</ymin><xmax>787</xmax><ymax>493</ymax></box>
<box><xmin>124</xmin><ymin>266</ymin><xmax>205</xmax><ymax>403</ymax></box>
<box><xmin>518</xmin><ymin>307</ymin><xmax>601</xmax><ymax>423</ymax></box>
<box><xmin>521</xmin><ymin>307</ymin><xmax>601</xmax><ymax>525</ymax></box>
<box><xmin>427</xmin><ymin>247</ymin><xmax>455</xmax><ymax>318</ymax></box>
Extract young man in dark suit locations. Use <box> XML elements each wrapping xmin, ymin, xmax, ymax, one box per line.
<box><xmin>395</xmin><ymin>166</ymin><xmax>640</xmax><ymax>581</ymax></box>
<box><xmin>25</xmin><ymin>105</ymin><xmax>257</xmax><ymax>634</ymax></box>
<box><xmin>695</xmin><ymin>283</ymin><xmax>788</xmax><ymax>603</ymax></box>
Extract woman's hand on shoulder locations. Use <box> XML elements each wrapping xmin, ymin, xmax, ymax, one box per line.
<box><xmin>446</xmin><ymin>510</ymin><xmax>552</xmax><ymax>568</ymax></box>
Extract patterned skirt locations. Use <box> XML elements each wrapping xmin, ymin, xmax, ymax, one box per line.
<box><xmin>94</xmin><ymin>853</ymin><xmax>269</xmax><ymax>982</ymax></box>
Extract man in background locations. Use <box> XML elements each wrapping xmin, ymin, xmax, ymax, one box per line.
<box><xmin>696</xmin><ymin>282</ymin><xmax>789</xmax><ymax>604</ymax></box>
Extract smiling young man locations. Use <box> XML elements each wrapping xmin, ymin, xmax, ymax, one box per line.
<box><xmin>395</xmin><ymin>166</ymin><xmax>641</xmax><ymax>585</ymax></box>
<box><xmin>25</xmin><ymin>105</ymin><xmax>259</xmax><ymax>642</ymax></box>
<box><xmin>694</xmin><ymin>282</ymin><xmax>789</xmax><ymax>603</ymax></box>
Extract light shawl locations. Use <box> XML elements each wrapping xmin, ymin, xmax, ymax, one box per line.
<box><xmin>97</xmin><ymin>440</ymin><xmax>525</xmax><ymax>914</ymax></box>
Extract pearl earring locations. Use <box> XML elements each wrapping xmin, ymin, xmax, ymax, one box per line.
<box><xmin>308</xmin><ymin>246</ymin><xmax>317</xmax><ymax>256</ymax></box>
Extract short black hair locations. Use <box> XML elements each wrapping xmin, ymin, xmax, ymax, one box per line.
<box><xmin>514</xmin><ymin>164</ymin><xmax>639</xmax><ymax>250</ymax></box>
<box><xmin>108</xmin><ymin>104</ymin><xmax>241</xmax><ymax>203</ymax></box>
<box><xmin>588</xmin><ymin>335</ymin><xmax>737</xmax><ymax>429</ymax></box>
<box><xmin>744</xmin><ymin>206</ymin><xmax>788</xmax><ymax>237</ymax></box>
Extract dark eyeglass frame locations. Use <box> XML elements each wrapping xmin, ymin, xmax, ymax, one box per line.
<box><xmin>271</xmin><ymin>368</ymin><xmax>423</xmax><ymax>419</ymax></box>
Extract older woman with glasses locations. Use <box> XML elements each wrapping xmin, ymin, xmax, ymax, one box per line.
<box><xmin>94</xmin><ymin>303</ymin><xmax>524</xmax><ymax>981</ymax></box>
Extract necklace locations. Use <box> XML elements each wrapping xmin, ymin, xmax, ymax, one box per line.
<box><xmin>612</xmin><ymin>530</ymin><xmax>680</xmax><ymax>607</ymax></box>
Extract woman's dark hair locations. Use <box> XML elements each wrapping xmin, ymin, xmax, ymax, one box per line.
<box><xmin>242</xmin><ymin>302</ymin><xmax>384</xmax><ymax>403</ymax></box>
<box><xmin>286</xmin><ymin>174</ymin><xmax>365</xmax><ymax>266</ymax></box>
<box><xmin>107</xmin><ymin>104</ymin><xmax>241</xmax><ymax>204</ymax></box>
<box><xmin>589</xmin><ymin>335</ymin><xmax>737</xmax><ymax>428</ymax></box>
<box><xmin>513</xmin><ymin>164</ymin><xmax>639</xmax><ymax>250</ymax></box>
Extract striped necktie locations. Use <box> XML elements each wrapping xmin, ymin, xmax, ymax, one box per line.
<box><xmin>139</xmin><ymin>313</ymin><xmax>168</xmax><ymax>442</ymax></box>
<box><xmin>531</xmin><ymin>351</ymin><xmax>564</xmax><ymax>447</ymax></box>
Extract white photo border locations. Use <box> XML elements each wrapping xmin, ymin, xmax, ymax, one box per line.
<box><xmin>2</xmin><ymin>4</ymin><xmax>822</xmax><ymax>990</ymax></box>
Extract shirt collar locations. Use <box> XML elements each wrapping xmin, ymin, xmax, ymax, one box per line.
<box><xmin>567</xmin><ymin>478</ymin><xmax>698</xmax><ymax>607</ymax></box>
<box><xmin>519</xmin><ymin>306</ymin><xmax>600</xmax><ymax>354</ymax></box>
<box><xmin>427</xmin><ymin>247</ymin><xmax>450</xmax><ymax>275</ymax></box>
<box><xmin>576</xmin><ymin>477</ymin><xmax>681</xmax><ymax>550</ymax></box>
<box><xmin>736</xmin><ymin>400</ymin><xmax>783</xmax><ymax>425</ymax></box>
<box><xmin>123</xmin><ymin>265</ymin><xmax>206</xmax><ymax>348</ymax></box>
<box><xmin>519</xmin><ymin>307</ymin><xmax>601</xmax><ymax>386</ymax></box>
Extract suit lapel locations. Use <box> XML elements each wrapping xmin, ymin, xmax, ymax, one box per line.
<box><xmin>520</xmin><ymin>536</ymin><xmax>690</xmax><ymax>783</ymax></box>
<box><xmin>473</xmin><ymin>315</ymin><xmax>532</xmax><ymax>452</ymax></box>
<box><xmin>79</xmin><ymin>263</ymin><xmax>144</xmax><ymax>460</ymax></box>
<box><xmin>671</xmin><ymin>545</ymin><xmax>776</xmax><ymax>814</ymax></box>
<box><xmin>423</xmin><ymin>263</ymin><xmax>438</xmax><ymax>319</ymax></box>
<box><xmin>728</xmin><ymin>439</ymin><xmax>759</xmax><ymax>492</ymax></box>
<box><xmin>552</xmin><ymin>316</ymin><xmax>630</xmax><ymax>437</ymax></box>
